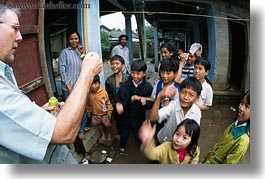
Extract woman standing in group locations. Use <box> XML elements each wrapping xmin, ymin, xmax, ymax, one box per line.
<box><xmin>58</xmin><ymin>30</ymin><xmax>84</xmax><ymax>101</ymax></box>
<box><xmin>58</xmin><ymin>30</ymin><xmax>89</xmax><ymax>144</ymax></box>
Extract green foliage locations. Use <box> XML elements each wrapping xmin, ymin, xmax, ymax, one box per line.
<box><xmin>145</xmin><ymin>24</ymin><xmax>154</xmax><ymax>40</ymax></box>
<box><xmin>111</xmin><ymin>28</ymin><xmax>122</xmax><ymax>32</ymax></box>
<box><xmin>100</xmin><ymin>31</ymin><xmax>111</xmax><ymax>60</ymax></box>
<box><xmin>164</xmin><ymin>32</ymin><xmax>185</xmax><ymax>42</ymax></box>
<box><xmin>144</xmin><ymin>24</ymin><xmax>185</xmax><ymax>43</ymax></box>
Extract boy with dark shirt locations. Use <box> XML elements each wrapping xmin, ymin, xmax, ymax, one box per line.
<box><xmin>105</xmin><ymin>55</ymin><xmax>127</xmax><ymax>139</ymax></box>
<box><xmin>116</xmin><ymin>59</ymin><xmax>154</xmax><ymax>155</ymax></box>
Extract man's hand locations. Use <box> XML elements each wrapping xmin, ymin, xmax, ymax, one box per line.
<box><xmin>82</xmin><ymin>52</ymin><xmax>103</xmax><ymax>76</ymax></box>
<box><xmin>41</xmin><ymin>101</ymin><xmax>65</xmax><ymax>111</ymax></box>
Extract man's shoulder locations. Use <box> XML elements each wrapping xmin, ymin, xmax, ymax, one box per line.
<box><xmin>112</xmin><ymin>44</ymin><xmax>121</xmax><ymax>49</ymax></box>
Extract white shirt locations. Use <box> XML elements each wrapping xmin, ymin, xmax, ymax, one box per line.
<box><xmin>157</xmin><ymin>100</ymin><xmax>201</xmax><ymax>143</ymax></box>
<box><xmin>195</xmin><ymin>80</ymin><xmax>213</xmax><ymax>107</ymax></box>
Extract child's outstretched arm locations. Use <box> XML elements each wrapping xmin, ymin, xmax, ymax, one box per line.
<box><xmin>149</xmin><ymin>86</ymin><xmax>177</xmax><ymax>121</ymax></box>
<box><xmin>174</xmin><ymin>53</ymin><xmax>187</xmax><ymax>84</ymax></box>
<box><xmin>138</xmin><ymin>120</ymin><xmax>156</xmax><ymax>149</ymax></box>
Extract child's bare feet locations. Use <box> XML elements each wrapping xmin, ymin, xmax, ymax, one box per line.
<box><xmin>84</xmin><ymin>127</ymin><xmax>91</xmax><ymax>132</ymax></box>
<box><xmin>115</xmin><ymin>134</ymin><xmax>120</xmax><ymax>141</ymax></box>
<box><xmin>79</xmin><ymin>134</ymin><xmax>86</xmax><ymax>140</ymax></box>
<box><xmin>99</xmin><ymin>136</ymin><xmax>106</xmax><ymax>142</ymax></box>
<box><xmin>106</xmin><ymin>136</ymin><xmax>112</xmax><ymax>141</ymax></box>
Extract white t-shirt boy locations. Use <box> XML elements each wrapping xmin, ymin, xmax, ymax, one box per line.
<box><xmin>157</xmin><ymin>100</ymin><xmax>201</xmax><ymax>144</ymax></box>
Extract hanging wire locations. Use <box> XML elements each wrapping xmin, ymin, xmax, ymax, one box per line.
<box><xmin>101</xmin><ymin>10</ymin><xmax>249</xmax><ymax>22</ymax></box>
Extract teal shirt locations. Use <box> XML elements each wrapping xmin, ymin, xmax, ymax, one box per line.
<box><xmin>203</xmin><ymin>119</ymin><xmax>250</xmax><ymax>164</ymax></box>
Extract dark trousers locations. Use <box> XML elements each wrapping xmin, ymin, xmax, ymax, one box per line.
<box><xmin>119</xmin><ymin>125</ymin><xmax>141</xmax><ymax>149</ymax></box>
<box><xmin>113</xmin><ymin>109</ymin><xmax>124</xmax><ymax>135</ymax></box>
<box><xmin>73</xmin><ymin>136</ymin><xmax>86</xmax><ymax>155</ymax></box>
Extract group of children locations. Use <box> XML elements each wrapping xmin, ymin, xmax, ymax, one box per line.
<box><xmin>84</xmin><ymin>42</ymin><xmax>250</xmax><ymax>164</ymax></box>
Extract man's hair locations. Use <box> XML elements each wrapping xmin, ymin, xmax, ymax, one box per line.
<box><xmin>181</xmin><ymin>77</ymin><xmax>202</xmax><ymax>96</ymax></box>
<box><xmin>160</xmin><ymin>57</ymin><xmax>179</xmax><ymax>73</ymax></box>
<box><xmin>110</xmin><ymin>55</ymin><xmax>125</xmax><ymax>64</ymax></box>
<box><xmin>0</xmin><ymin>5</ymin><xmax>21</xmax><ymax>21</ymax></box>
<box><xmin>118</xmin><ymin>34</ymin><xmax>128</xmax><ymax>41</ymax></box>
<box><xmin>131</xmin><ymin>59</ymin><xmax>147</xmax><ymax>72</ymax></box>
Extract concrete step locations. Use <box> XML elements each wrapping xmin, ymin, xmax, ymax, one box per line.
<box><xmin>213</xmin><ymin>90</ymin><xmax>244</xmax><ymax>105</ymax></box>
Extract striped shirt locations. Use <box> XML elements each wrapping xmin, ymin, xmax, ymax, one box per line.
<box><xmin>181</xmin><ymin>64</ymin><xmax>194</xmax><ymax>78</ymax></box>
<box><xmin>58</xmin><ymin>47</ymin><xmax>83</xmax><ymax>91</ymax></box>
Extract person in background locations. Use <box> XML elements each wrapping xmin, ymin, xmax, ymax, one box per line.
<box><xmin>175</xmin><ymin>43</ymin><xmax>203</xmax><ymax>84</ymax></box>
<box><xmin>58</xmin><ymin>30</ymin><xmax>83</xmax><ymax>101</ymax></box>
<box><xmin>87</xmin><ymin>75</ymin><xmax>113</xmax><ymax>142</ymax></box>
<box><xmin>139</xmin><ymin>119</ymin><xmax>201</xmax><ymax>164</ymax></box>
<box><xmin>182</xmin><ymin>43</ymin><xmax>202</xmax><ymax>78</ymax></box>
<box><xmin>105</xmin><ymin>55</ymin><xmax>128</xmax><ymax>140</ymax></box>
<box><xmin>58</xmin><ymin>30</ymin><xmax>89</xmax><ymax>140</ymax></box>
<box><xmin>111</xmin><ymin>34</ymin><xmax>130</xmax><ymax>75</ymax></box>
<box><xmin>160</xmin><ymin>43</ymin><xmax>176</xmax><ymax>61</ymax></box>
<box><xmin>203</xmin><ymin>91</ymin><xmax>250</xmax><ymax>164</ymax></box>
<box><xmin>176</xmin><ymin>47</ymin><xmax>184</xmax><ymax>61</ymax></box>
<box><xmin>0</xmin><ymin>5</ymin><xmax>102</xmax><ymax>164</ymax></box>
<box><xmin>193</xmin><ymin>57</ymin><xmax>213</xmax><ymax>111</ymax></box>
<box><xmin>157</xmin><ymin>43</ymin><xmax>177</xmax><ymax>80</ymax></box>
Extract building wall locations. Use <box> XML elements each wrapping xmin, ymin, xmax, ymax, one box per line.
<box><xmin>212</xmin><ymin>0</ymin><xmax>250</xmax><ymax>91</ymax></box>
<box><xmin>213</xmin><ymin>11</ymin><xmax>230</xmax><ymax>90</ymax></box>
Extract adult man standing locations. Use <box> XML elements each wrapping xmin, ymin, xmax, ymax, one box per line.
<box><xmin>0</xmin><ymin>5</ymin><xmax>102</xmax><ymax>164</ymax></box>
<box><xmin>111</xmin><ymin>34</ymin><xmax>130</xmax><ymax>75</ymax></box>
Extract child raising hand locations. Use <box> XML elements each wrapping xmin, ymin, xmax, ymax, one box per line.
<box><xmin>139</xmin><ymin>119</ymin><xmax>201</xmax><ymax>164</ymax></box>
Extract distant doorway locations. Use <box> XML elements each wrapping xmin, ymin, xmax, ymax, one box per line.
<box><xmin>228</xmin><ymin>20</ymin><xmax>247</xmax><ymax>91</ymax></box>
<box><xmin>44</xmin><ymin>4</ymin><xmax>77</xmax><ymax>100</ymax></box>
